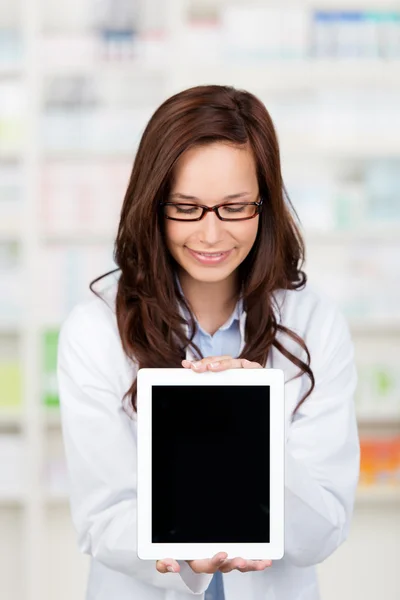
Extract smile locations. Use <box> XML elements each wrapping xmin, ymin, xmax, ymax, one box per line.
<box><xmin>186</xmin><ymin>247</ymin><xmax>233</xmax><ymax>264</ymax></box>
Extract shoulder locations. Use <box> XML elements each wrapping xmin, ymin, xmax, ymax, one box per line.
<box><xmin>58</xmin><ymin>275</ymin><xmax>126</xmax><ymax>370</ymax></box>
<box><xmin>273</xmin><ymin>280</ymin><xmax>352</xmax><ymax>360</ymax></box>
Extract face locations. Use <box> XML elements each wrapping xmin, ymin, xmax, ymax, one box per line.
<box><xmin>164</xmin><ymin>142</ymin><xmax>260</xmax><ymax>285</ymax></box>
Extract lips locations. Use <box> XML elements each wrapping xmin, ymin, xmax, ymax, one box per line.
<box><xmin>191</xmin><ymin>251</ymin><xmax>225</xmax><ymax>256</ymax></box>
<box><xmin>186</xmin><ymin>247</ymin><xmax>233</xmax><ymax>265</ymax></box>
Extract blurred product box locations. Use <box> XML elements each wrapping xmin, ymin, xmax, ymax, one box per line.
<box><xmin>40</xmin><ymin>161</ymin><xmax>130</xmax><ymax>236</ymax></box>
<box><xmin>360</xmin><ymin>437</ymin><xmax>400</xmax><ymax>487</ymax></box>
<box><xmin>355</xmin><ymin>359</ymin><xmax>400</xmax><ymax>420</ymax></box>
<box><xmin>0</xmin><ymin>241</ymin><xmax>23</xmax><ymax>325</ymax></box>
<box><xmin>39</xmin><ymin>244</ymin><xmax>117</xmax><ymax>325</ymax></box>
<box><xmin>43</xmin><ymin>329</ymin><xmax>59</xmax><ymax>408</ymax></box>
<box><xmin>0</xmin><ymin>29</ymin><xmax>23</xmax><ymax>68</ymax></box>
<box><xmin>41</xmin><ymin>106</ymin><xmax>152</xmax><ymax>155</ymax></box>
<box><xmin>0</xmin><ymin>81</ymin><xmax>25</xmax><ymax>156</ymax></box>
<box><xmin>311</xmin><ymin>10</ymin><xmax>400</xmax><ymax>59</ymax></box>
<box><xmin>46</xmin><ymin>455</ymin><xmax>70</xmax><ymax>497</ymax></box>
<box><xmin>0</xmin><ymin>162</ymin><xmax>21</xmax><ymax>232</ymax></box>
<box><xmin>221</xmin><ymin>5</ymin><xmax>309</xmax><ymax>61</ymax></box>
<box><xmin>0</xmin><ymin>334</ymin><xmax>22</xmax><ymax>410</ymax></box>
<box><xmin>305</xmin><ymin>242</ymin><xmax>400</xmax><ymax>320</ymax></box>
<box><xmin>45</xmin><ymin>427</ymin><xmax>70</xmax><ymax>497</ymax></box>
<box><xmin>0</xmin><ymin>434</ymin><xmax>26</xmax><ymax>496</ymax></box>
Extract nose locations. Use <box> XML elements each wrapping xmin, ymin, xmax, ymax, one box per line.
<box><xmin>198</xmin><ymin>210</ymin><xmax>225</xmax><ymax>246</ymax></box>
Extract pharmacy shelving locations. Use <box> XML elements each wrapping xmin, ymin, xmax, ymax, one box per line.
<box><xmin>41</xmin><ymin>59</ymin><xmax>400</xmax><ymax>89</ymax></box>
<box><xmin>1</xmin><ymin>1</ymin><xmax>400</xmax><ymax>600</ymax></box>
<box><xmin>168</xmin><ymin>60</ymin><xmax>400</xmax><ymax>91</ymax></box>
<box><xmin>0</xmin><ymin>410</ymin><xmax>25</xmax><ymax>429</ymax></box>
<box><xmin>356</xmin><ymin>486</ymin><xmax>400</xmax><ymax>505</ymax></box>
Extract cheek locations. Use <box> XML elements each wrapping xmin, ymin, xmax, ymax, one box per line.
<box><xmin>236</xmin><ymin>220</ymin><xmax>259</xmax><ymax>249</ymax></box>
<box><xmin>164</xmin><ymin>222</ymin><xmax>189</xmax><ymax>251</ymax></box>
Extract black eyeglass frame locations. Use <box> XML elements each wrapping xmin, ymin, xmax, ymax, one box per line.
<box><xmin>160</xmin><ymin>198</ymin><xmax>263</xmax><ymax>222</ymax></box>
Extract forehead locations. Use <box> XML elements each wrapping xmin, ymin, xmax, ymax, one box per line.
<box><xmin>170</xmin><ymin>142</ymin><xmax>258</xmax><ymax>200</ymax></box>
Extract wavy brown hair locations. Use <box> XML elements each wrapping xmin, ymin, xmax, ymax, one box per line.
<box><xmin>90</xmin><ymin>84</ymin><xmax>315</xmax><ymax>418</ymax></box>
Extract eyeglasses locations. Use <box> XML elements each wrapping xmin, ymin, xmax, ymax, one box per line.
<box><xmin>161</xmin><ymin>199</ymin><xmax>263</xmax><ymax>222</ymax></box>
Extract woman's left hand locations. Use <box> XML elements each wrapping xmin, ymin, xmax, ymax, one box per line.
<box><xmin>182</xmin><ymin>355</ymin><xmax>263</xmax><ymax>372</ymax></box>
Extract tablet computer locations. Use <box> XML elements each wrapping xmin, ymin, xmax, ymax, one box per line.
<box><xmin>137</xmin><ymin>367</ymin><xmax>284</xmax><ymax>561</ymax></box>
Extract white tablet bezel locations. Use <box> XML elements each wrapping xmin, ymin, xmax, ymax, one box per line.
<box><xmin>137</xmin><ymin>367</ymin><xmax>284</xmax><ymax>560</ymax></box>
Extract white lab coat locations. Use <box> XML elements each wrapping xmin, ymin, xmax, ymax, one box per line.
<box><xmin>57</xmin><ymin>277</ymin><xmax>360</xmax><ymax>600</ymax></box>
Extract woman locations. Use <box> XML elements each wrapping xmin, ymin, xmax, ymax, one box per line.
<box><xmin>57</xmin><ymin>85</ymin><xmax>360</xmax><ymax>600</ymax></box>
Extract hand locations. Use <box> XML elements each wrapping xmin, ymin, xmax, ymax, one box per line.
<box><xmin>156</xmin><ymin>552</ymin><xmax>272</xmax><ymax>574</ymax></box>
<box><xmin>182</xmin><ymin>355</ymin><xmax>263</xmax><ymax>372</ymax></box>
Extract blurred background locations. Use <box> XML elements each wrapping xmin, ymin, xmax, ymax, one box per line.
<box><xmin>0</xmin><ymin>0</ymin><xmax>399</xmax><ymax>598</ymax></box>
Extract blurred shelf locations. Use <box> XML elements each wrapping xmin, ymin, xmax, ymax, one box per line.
<box><xmin>171</xmin><ymin>60</ymin><xmax>400</xmax><ymax>91</ymax></box>
<box><xmin>356</xmin><ymin>486</ymin><xmax>400</xmax><ymax>505</ymax></box>
<box><xmin>41</xmin><ymin>152</ymin><xmax>134</xmax><ymax>162</ymax></box>
<box><xmin>42</xmin><ymin>61</ymin><xmax>165</xmax><ymax>78</ymax></box>
<box><xmin>0</xmin><ymin>493</ymin><xmax>26</xmax><ymax>507</ymax></box>
<box><xmin>44</xmin><ymin>409</ymin><xmax>61</xmax><ymax>428</ymax></box>
<box><xmin>0</xmin><ymin>410</ymin><xmax>24</xmax><ymax>429</ymax></box>
<box><xmin>304</xmin><ymin>228</ymin><xmax>400</xmax><ymax>244</ymax></box>
<box><xmin>349</xmin><ymin>319</ymin><xmax>400</xmax><ymax>336</ymax></box>
<box><xmin>41</xmin><ymin>232</ymin><xmax>116</xmax><ymax>244</ymax></box>
<box><xmin>0</xmin><ymin>66</ymin><xmax>23</xmax><ymax>78</ymax></box>
<box><xmin>357</xmin><ymin>411</ymin><xmax>400</xmax><ymax>425</ymax></box>
<box><xmin>0</xmin><ymin>153</ymin><xmax>23</xmax><ymax>163</ymax></box>
<box><xmin>45</xmin><ymin>491</ymin><xmax>69</xmax><ymax>506</ymax></box>
<box><xmin>0</xmin><ymin>323</ymin><xmax>22</xmax><ymax>335</ymax></box>
<box><xmin>0</xmin><ymin>224</ymin><xmax>22</xmax><ymax>239</ymax></box>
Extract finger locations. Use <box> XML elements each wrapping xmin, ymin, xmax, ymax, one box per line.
<box><xmin>186</xmin><ymin>356</ymin><xmax>233</xmax><ymax>372</ymax></box>
<box><xmin>219</xmin><ymin>557</ymin><xmax>247</xmax><ymax>573</ymax></box>
<box><xmin>210</xmin><ymin>552</ymin><xmax>228</xmax><ymax>568</ymax></box>
<box><xmin>186</xmin><ymin>553</ymin><xmax>227</xmax><ymax>574</ymax></box>
<box><xmin>208</xmin><ymin>358</ymin><xmax>263</xmax><ymax>371</ymax></box>
<box><xmin>181</xmin><ymin>357</ymin><xmax>232</xmax><ymax>371</ymax></box>
<box><xmin>156</xmin><ymin>559</ymin><xmax>180</xmax><ymax>574</ymax></box>
<box><xmin>242</xmin><ymin>359</ymin><xmax>263</xmax><ymax>369</ymax></box>
<box><xmin>237</xmin><ymin>560</ymin><xmax>272</xmax><ymax>573</ymax></box>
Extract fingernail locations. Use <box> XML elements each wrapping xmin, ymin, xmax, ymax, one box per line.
<box><xmin>210</xmin><ymin>362</ymin><xmax>220</xmax><ymax>368</ymax></box>
<box><xmin>192</xmin><ymin>362</ymin><xmax>201</xmax><ymax>369</ymax></box>
<box><xmin>167</xmin><ymin>566</ymin><xmax>175</xmax><ymax>573</ymax></box>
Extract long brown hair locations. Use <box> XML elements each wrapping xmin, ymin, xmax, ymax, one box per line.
<box><xmin>90</xmin><ymin>85</ymin><xmax>314</xmax><ymax>417</ymax></box>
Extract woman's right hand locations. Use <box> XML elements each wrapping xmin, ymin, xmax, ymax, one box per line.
<box><xmin>156</xmin><ymin>552</ymin><xmax>272</xmax><ymax>574</ymax></box>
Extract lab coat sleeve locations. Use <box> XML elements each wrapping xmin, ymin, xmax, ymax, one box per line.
<box><xmin>57</xmin><ymin>304</ymin><xmax>213</xmax><ymax>595</ymax></box>
<box><xmin>283</xmin><ymin>300</ymin><xmax>360</xmax><ymax>567</ymax></box>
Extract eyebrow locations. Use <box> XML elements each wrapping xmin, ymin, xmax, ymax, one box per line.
<box><xmin>169</xmin><ymin>192</ymin><xmax>251</xmax><ymax>202</ymax></box>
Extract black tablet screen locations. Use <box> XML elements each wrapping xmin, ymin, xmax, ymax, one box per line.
<box><xmin>151</xmin><ymin>385</ymin><xmax>270</xmax><ymax>543</ymax></box>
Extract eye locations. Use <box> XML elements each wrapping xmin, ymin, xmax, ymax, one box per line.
<box><xmin>172</xmin><ymin>204</ymin><xmax>200</xmax><ymax>214</ymax></box>
<box><xmin>175</xmin><ymin>204</ymin><xmax>198</xmax><ymax>215</ymax></box>
<box><xmin>222</xmin><ymin>203</ymin><xmax>247</xmax><ymax>213</ymax></box>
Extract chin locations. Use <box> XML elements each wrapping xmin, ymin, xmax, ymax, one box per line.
<box><xmin>181</xmin><ymin>262</ymin><xmax>237</xmax><ymax>284</ymax></box>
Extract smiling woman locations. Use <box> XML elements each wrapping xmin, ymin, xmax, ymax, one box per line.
<box><xmin>57</xmin><ymin>84</ymin><xmax>360</xmax><ymax>600</ymax></box>
<box><xmin>91</xmin><ymin>85</ymin><xmax>313</xmax><ymax>414</ymax></box>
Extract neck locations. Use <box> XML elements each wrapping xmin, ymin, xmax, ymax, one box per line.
<box><xmin>177</xmin><ymin>269</ymin><xmax>240</xmax><ymax>335</ymax></box>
